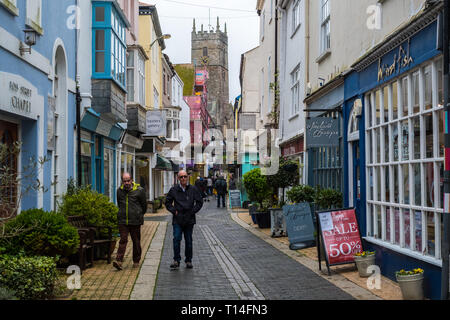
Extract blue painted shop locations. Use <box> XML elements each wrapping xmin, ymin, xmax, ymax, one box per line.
<box><xmin>343</xmin><ymin>4</ymin><xmax>445</xmax><ymax>299</ymax></box>
<box><xmin>0</xmin><ymin>0</ymin><xmax>77</xmax><ymax>213</ymax></box>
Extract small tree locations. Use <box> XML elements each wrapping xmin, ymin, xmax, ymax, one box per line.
<box><xmin>1</xmin><ymin>142</ymin><xmax>51</xmax><ymax>241</ymax></box>
<box><xmin>266</xmin><ymin>156</ymin><xmax>299</xmax><ymax>205</ymax></box>
<box><xmin>243</xmin><ymin>168</ymin><xmax>271</xmax><ymax>209</ymax></box>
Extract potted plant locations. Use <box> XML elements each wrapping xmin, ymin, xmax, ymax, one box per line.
<box><xmin>269</xmin><ymin>200</ymin><xmax>287</xmax><ymax>237</ymax></box>
<box><xmin>395</xmin><ymin>268</ymin><xmax>424</xmax><ymax>300</ymax></box>
<box><xmin>243</xmin><ymin>168</ymin><xmax>272</xmax><ymax>229</ymax></box>
<box><xmin>353</xmin><ymin>251</ymin><xmax>376</xmax><ymax>277</ymax></box>
<box><xmin>314</xmin><ymin>187</ymin><xmax>343</xmax><ymax>211</ymax></box>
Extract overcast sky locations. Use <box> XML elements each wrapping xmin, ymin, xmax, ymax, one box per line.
<box><xmin>140</xmin><ymin>0</ymin><xmax>260</xmax><ymax>103</ymax></box>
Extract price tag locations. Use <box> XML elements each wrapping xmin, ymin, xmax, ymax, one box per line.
<box><xmin>319</xmin><ymin>212</ymin><xmax>333</xmax><ymax>231</ymax></box>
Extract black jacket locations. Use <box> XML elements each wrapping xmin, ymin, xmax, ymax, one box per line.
<box><xmin>214</xmin><ymin>178</ymin><xmax>227</xmax><ymax>195</ymax></box>
<box><xmin>165</xmin><ymin>184</ymin><xmax>203</xmax><ymax>226</ymax></box>
<box><xmin>116</xmin><ymin>182</ymin><xmax>147</xmax><ymax>226</ymax></box>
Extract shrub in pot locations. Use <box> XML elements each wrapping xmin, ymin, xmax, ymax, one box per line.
<box><xmin>353</xmin><ymin>251</ymin><xmax>376</xmax><ymax>277</ymax></box>
<box><xmin>314</xmin><ymin>187</ymin><xmax>343</xmax><ymax>210</ymax></box>
<box><xmin>396</xmin><ymin>268</ymin><xmax>424</xmax><ymax>300</ymax></box>
<box><xmin>243</xmin><ymin>168</ymin><xmax>271</xmax><ymax>209</ymax></box>
<box><xmin>0</xmin><ymin>254</ymin><xmax>58</xmax><ymax>300</ymax></box>
<box><xmin>0</xmin><ymin>208</ymin><xmax>79</xmax><ymax>258</ymax></box>
<box><xmin>286</xmin><ymin>185</ymin><xmax>316</xmax><ymax>204</ymax></box>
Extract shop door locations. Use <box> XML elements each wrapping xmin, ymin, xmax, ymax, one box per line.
<box><xmin>0</xmin><ymin>120</ymin><xmax>18</xmax><ymax>217</ymax></box>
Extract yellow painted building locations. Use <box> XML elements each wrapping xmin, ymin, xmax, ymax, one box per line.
<box><xmin>138</xmin><ymin>4</ymin><xmax>165</xmax><ymax>110</ymax></box>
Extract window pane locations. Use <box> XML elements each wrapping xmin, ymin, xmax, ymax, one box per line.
<box><xmin>412</xmin><ymin>71</ymin><xmax>420</xmax><ymax>114</ymax></box>
<box><xmin>127</xmin><ymin>69</ymin><xmax>134</xmax><ymax>102</ymax></box>
<box><xmin>375</xmin><ymin>205</ymin><xmax>382</xmax><ymax>239</ymax></box>
<box><xmin>403</xmin><ymin>164</ymin><xmax>409</xmax><ymax>204</ymax></box>
<box><xmin>401</xmin><ymin>77</ymin><xmax>408</xmax><ymax>117</ymax></box>
<box><xmin>426</xmin><ymin>211</ymin><xmax>435</xmax><ymax>257</ymax></box>
<box><xmin>383</xmin><ymin>86</ymin><xmax>389</xmax><ymax>123</ymax></box>
<box><xmin>384</xmin><ymin>126</ymin><xmax>389</xmax><ymax>163</ymax></box>
<box><xmin>414</xmin><ymin>211</ymin><xmax>423</xmax><ymax>252</ymax></box>
<box><xmin>385</xmin><ymin>166</ymin><xmax>390</xmax><ymax>202</ymax></box>
<box><xmin>392</xmin><ymin>123</ymin><xmax>399</xmax><ymax>161</ymax></box>
<box><xmin>366</xmin><ymin>94</ymin><xmax>372</xmax><ymax>127</ymax></box>
<box><xmin>413</xmin><ymin>163</ymin><xmax>421</xmax><ymax>206</ymax></box>
<box><xmin>392</xmin><ymin>82</ymin><xmax>398</xmax><ymax>120</ymax></box>
<box><xmin>403</xmin><ymin>209</ymin><xmax>410</xmax><ymax>249</ymax></box>
<box><xmin>95</xmin><ymin>6</ymin><xmax>105</xmax><ymax>22</ymax></box>
<box><xmin>394</xmin><ymin>208</ymin><xmax>400</xmax><ymax>245</ymax></box>
<box><xmin>393</xmin><ymin>165</ymin><xmax>399</xmax><ymax>203</ymax></box>
<box><xmin>424</xmin><ymin>113</ymin><xmax>433</xmax><ymax>158</ymax></box>
<box><xmin>439</xmin><ymin>162</ymin><xmax>444</xmax><ymax>209</ymax></box>
<box><xmin>424</xmin><ymin>65</ymin><xmax>432</xmax><ymax>110</ymax></box>
<box><xmin>401</xmin><ymin>120</ymin><xmax>409</xmax><ymax>160</ymax></box>
<box><xmin>424</xmin><ymin>162</ymin><xmax>434</xmax><ymax>208</ymax></box>
<box><xmin>437</xmin><ymin>59</ymin><xmax>444</xmax><ymax>107</ymax></box>
<box><xmin>412</xmin><ymin>116</ymin><xmax>420</xmax><ymax>160</ymax></box>
<box><xmin>377</xmin><ymin>167</ymin><xmax>381</xmax><ymax>201</ymax></box>
<box><xmin>368</xmin><ymin>167</ymin><xmax>373</xmax><ymax>200</ymax></box>
<box><xmin>95</xmin><ymin>52</ymin><xmax>105</xmax><ymax>73</ymax></box>
<box><xmin>95</xmin><ymin>30</ymin><xmax>105</xmax><ymax>50</ymax></box>
<box><xmin>375</xmin><ymin>90</ymin><xmax>381</xmax><ymax>125</ymax></box>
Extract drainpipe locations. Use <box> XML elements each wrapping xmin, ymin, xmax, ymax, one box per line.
<box><xmin>274</xmin><ymin>0</ymin><xmax>279</xmax><ymax>129</ymax></box>
<box><xmin>75</xmin><ymin>0</ymin><xmax>82</xmax><ymax>187</ymax></box>
<box><xmin>441</xmin><ymin>0</ymin><xmax>449</xmax><ymax>301</ymax></box>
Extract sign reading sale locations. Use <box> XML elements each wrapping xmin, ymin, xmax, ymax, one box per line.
<box><xmin>318</xmin><ymin>209</ymin><xmax>362</xmax><ymax>265</ymax></box>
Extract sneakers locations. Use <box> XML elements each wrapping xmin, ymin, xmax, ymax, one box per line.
<box><xmin>113</xmin><ymin>261</ymin><xmax>123</xmax><ymax>271</ymax></box>
<box><xmin>186</xmin><ymin>262</ymin><xmax>193</xmax><ymax>269</ymax></box>
<box><xmin>170</xmin><ymin>260</ymin><xmax>180</xmax><ymax>270</ymax></box>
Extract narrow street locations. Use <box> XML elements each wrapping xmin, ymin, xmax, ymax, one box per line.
<box><xmin>133</xmin><ymin>199</ymin><xmax>355</xmax><ymax>300</ymax></box>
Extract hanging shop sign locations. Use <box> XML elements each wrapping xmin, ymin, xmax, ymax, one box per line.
<box><xmin>144</xmin><ymin>110</ymin><xmax>166</xmax><ymax>137</ymax></box>
<box><xmin>316</xmin><ymin>208</ymin><xmax>362</xmax><ymax>275</ymax></box>
<box><xmin>305</xmin><ymin>117</ymin><xmax>339</xmax><ymax>148</ymax></box>
<box><xmin>122</xmin><ymin>133</ymin><xmax>144</xmax><ymax>149</ymax></box>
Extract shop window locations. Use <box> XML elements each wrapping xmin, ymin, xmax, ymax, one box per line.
<box><xmin>365</xmin><ymin>58</ymin><xmax>444</xmax><ymax>262</ymax></box>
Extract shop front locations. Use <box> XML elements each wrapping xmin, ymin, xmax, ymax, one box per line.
<box><xmin>80</xmin><ymin>108</ymin><xmax>124</xmax><ymax>203</ymax></box>
<box><xmin>304</xmin><ymin>77</ymin><xmax>344</xmax><ymax>192</ymax></box>
<box><xmin>344</xmin><ymin>3</ymin><xmax>444</xmax><ymax>299</ymax></box>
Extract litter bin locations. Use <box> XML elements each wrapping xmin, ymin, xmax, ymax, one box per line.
<box><xmin>269</xmin><ymin>208</ymin><xmax>286</xmax><ymax>237</ymax></box>
<box><xmin>283</xmin><ymin>203</ymin><xmax>316</xmax><ymax>250</ymax></box>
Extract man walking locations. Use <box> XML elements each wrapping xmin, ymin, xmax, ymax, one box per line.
<box><xmin>214</xmin><ymin>175</ymin><xmax>227</xmax><ymax>208</ymax></box>
<box><xmin>165</xmin><ymin>170</ymin><xmax>203</xmax><ymax>269</ymax></box>
<box><xmin>113</xmin><ymin>172</ymin><xmax>147</xmax><ymax>271</ymax></box>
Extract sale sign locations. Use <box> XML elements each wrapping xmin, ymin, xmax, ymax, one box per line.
<box><xmin>318</xmin><ymin>209</ymin><xmax>362</xmax><ymax>265</ymax></box>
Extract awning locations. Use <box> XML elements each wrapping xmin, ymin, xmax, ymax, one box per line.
<box><xmin>155</xmin><ymin>154</ymin><xmax>172</xmax><ymax>171</ymax></box>
<box><xmin>170</xmin><ymin>160</ymin><xmax>180</xmax><ymax>172</ymax></box>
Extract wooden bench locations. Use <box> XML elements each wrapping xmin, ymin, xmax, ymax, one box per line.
<box><xmin>67</xmin><ymin>216</ymin><xmax>114</xmax><ymax>268</ymax></box>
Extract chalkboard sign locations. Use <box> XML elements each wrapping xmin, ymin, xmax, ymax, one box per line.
<box><xmin>229</xmin><ymin>190</ymin><xmax>241</xmax><ymax>208</ymax></box>
<box><xmin>316</xmin><ymin>208</ymin><xmax>363</xmax><ymax>275</ymax></box>
<box><xmin>283</xmin><ymin>203</ymin><xmax>315</xmax><ymax>250</ymax></box>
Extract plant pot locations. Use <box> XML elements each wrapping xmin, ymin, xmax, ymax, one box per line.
<box><xmin>254</xmin><ymin>210</ymin><xmax>271</xmax><ymax>228</ymax></box>
<box><xmin>269</xmin><ymin>208</ymin><xmax>286</xmax><ymax>237</ymax></box>
<box><xmin>354</xmin><ymin>254</ymin><xmax>376</xmax><ymax>277</ymax></box>
<box><xmin>396</xmin><ymin>273</ymin><xmax>424</xmax><ymax>300</ymax></box>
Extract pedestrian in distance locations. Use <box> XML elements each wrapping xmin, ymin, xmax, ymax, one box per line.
<box><xmin>165</xmin><ymin>170</ymin><xmax>204</xmax><ymax>269</ymax></box>
<box><xmin>207</xmin><ymin>176</ymin><xmax>213</xmax><ymax>196</ymax></box>
<box><xmin>113</xmin><ymin>172</ymin><xmax>147</xmax><ymax>271</ymax></box>
<box><xmin>214</xmin><ymin>175</ymin><xmax>227</xmax><ymax>208</ymax></box>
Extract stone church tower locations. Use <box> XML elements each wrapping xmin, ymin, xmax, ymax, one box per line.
<box><xmin>191</xmin><ymin>18</ymin><xmax>230</xmax><ymax>131</ymax></box>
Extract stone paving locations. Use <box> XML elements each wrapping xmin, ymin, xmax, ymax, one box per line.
<box><xmin>147</xmin><ymin>200</ymin><xmax>358</xmax><ymax>300</ymax></box>
<box><xmin>64</xmin><ymin>197</ymin><xmax>402</xmax><ymax>300</ymax></box>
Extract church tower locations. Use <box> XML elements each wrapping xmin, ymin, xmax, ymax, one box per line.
<box><xmin>191</xmin><ymin>17</ymin><xmax>229</xmax><ymax>131</ymax></box>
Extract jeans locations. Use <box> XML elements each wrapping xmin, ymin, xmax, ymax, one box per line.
<box><xmin>217</xmin><ymin>193</ymin><xmax>226</xmax><ymax>208</ymax></box>
<box><xmin>173</xmin><ymin>223</ymin><xmax>194</xmax><ymax>263</ymax></box>
<box><xmin>116</xmin><ymin>224</ymin><xmax>142</xmax><ymax>263</ymax></box>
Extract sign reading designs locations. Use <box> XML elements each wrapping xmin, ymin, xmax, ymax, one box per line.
<box><xmin>144</xmin><ymin>110</ymin><xmax>166</xmax><ymax>137</ymax></box>
<box><xmin>305</xmin><ymin>117</ymin><xmax>339</xmax><ymax>148</ymax></box>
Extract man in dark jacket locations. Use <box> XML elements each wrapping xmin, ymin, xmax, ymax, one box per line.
<box><xmin>165</xmin><ymin>170</ymin><xmax>203</xmax><ymax>269</ymax></box>
<box><xmin>214</xmin><ymin>175</ymin><xmax>227</xmax><ymax>208</ymax></box>
<box><xmin>113</xmin><ymin>172</ymin><xmax>147</xmax><ymax>271</ymax></box>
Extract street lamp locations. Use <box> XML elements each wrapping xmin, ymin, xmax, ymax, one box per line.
<box><xmin>150</xmin><ymin>34</ymin><xmax>171</xmax><ymax>48</ymax></box>
<box><xmin>19</xmin><ymin>29</ymin><xmax>37</xmax><ymax>55</ymax></box>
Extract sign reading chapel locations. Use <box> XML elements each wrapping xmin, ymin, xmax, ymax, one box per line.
<box><xmin>0</xmin><ymin>72</ymin><xmax>39</xmax><ymax>120</ymax></box>
<box><xmin>377</xmin><ymin>42</ymin><xmax>414</xmax><ymax>82</ymax></box>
